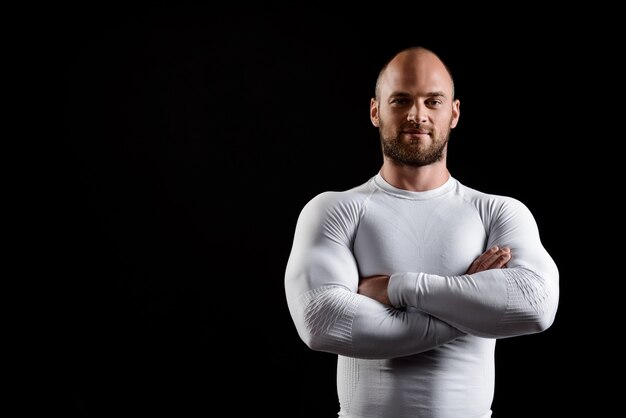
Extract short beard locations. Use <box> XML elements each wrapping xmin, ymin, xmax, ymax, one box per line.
<box><xmin>380</xmin><ymin>123</ymin><xmax>451</xmax><ymax>167</ymax></box>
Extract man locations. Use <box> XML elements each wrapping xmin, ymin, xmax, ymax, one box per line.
<box><xmin>284</xmin><ymin>46</ymin><xmax>559</xmax><ymax>418</ymax></box>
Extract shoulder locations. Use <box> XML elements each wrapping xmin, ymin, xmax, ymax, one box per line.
<box><xmin>299</xmin><ymin>178</ymin><xmax>376</xmax><ymax>221</ymax></box>
<box><xmin>455</xmin><ymin>180</ymin><xmax>534</xmax><ymax>222</ymax></box>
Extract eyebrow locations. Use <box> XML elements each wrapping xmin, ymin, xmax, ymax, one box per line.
<box><xmin>389</xmin><ymin>91</ymin><xmax>448</xmax><ymax>98</ymax></box>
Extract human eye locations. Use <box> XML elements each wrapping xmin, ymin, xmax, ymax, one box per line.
<box><xmin>425</xmin><ymin>98</ymin><xmax>443</xmax><ymax>107</ymax></box>
<box><xmin>390</xmin><ymin>97</ymin><xmax>410</xmax><ymax>106</ymax></box>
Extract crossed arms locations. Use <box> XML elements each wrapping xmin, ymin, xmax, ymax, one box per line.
<box><xmin>284</xmin><ymin>193</ymin><xmax>559</xmax><ymax>359</ymax></box>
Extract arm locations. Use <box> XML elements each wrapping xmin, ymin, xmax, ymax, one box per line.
<box><xmin>284</xmin><ymin>193</ymin><xmax>464</xmax><ymax>360</ymax></box>
<box><xmin>388</xmin><ymin>198</ymin><xmax>559</xmax><ymax>338</ymax></box>
<box><xmin>359</xmin><ymin>245</ymin><xmax>512</xmax><ymax>305</ymax></box>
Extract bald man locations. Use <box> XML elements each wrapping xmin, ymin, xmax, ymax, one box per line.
<box><xmin>284</xmin><ymin>47</ymin><xmax>559</xmax><ymax>418</ymax></box>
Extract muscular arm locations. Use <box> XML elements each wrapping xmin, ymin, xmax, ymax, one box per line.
<box><xmin>359</xmin><ymin>246</ymin><xmax>512</xmax><ymax>305</ymax></box>
<box><xmin>284</xmin><ymin>193</ymin><xmax>464</xmax><ymax>360</ymax></box>
<box><xmin>388</xmin><ymin>198</ymin><xmax>559</xmax><ymax>338</ymax></box>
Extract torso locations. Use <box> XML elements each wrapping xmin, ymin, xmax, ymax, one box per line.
<box><xmin>337</xmin><ymin>174</ymin><xmax>496</xmax><ymax>418</ymax></box>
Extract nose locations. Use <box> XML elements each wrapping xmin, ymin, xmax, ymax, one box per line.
<box><xmin>407</xmin><ymin>102</ymin><xmax>428</xmax><ymax>124</ymax></box>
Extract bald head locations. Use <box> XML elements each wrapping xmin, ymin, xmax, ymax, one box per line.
<box><xmin>374</xmin><ymin>47</ymin><xmax>455</xmax><ymax>101</ymax></box>
<box><xmin>369</xmin><ymin>46</ymin><xmax>461</xmax><ymax>173</ymax></box>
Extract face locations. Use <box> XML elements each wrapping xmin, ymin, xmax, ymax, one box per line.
<box><xmin>370</xmin><ymin>50</ymin><xmax>460</xmax><ymax>167</ymax></box>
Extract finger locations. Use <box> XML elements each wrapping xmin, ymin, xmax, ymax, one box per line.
<box><xmin>489</xmin><ymin>251</ymin><xmax>511</xmax><ymax>269</ymax></box>
<box><xmin>484</xmin><ymin>248</ymin><xmax>511</xmax><ymax>269</ymax></box>
<box><xmin>468</xmin><ymin>247</ymin><xmax>511</xmax><ymax>273</ymax></box>
<box><xmin>466</xmin><ymin>246</ymin><xmax>499</xmax><ymax>274</ymax></box>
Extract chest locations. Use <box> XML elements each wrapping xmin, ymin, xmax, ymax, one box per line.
<box><xmin>353</xmin><ymin>197</ymin><xmax>487</xmax><ymax>276</ymax></box>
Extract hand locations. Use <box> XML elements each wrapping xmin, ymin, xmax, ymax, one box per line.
<box><xmin>466</xmin><ymin>246</ymin><xmax>511</xmax><ymax>274</ymax></box>
<box><xmin>358</xmin><ymin>275</ymin><xmax>391</xmax><ymax>306</ymax></box>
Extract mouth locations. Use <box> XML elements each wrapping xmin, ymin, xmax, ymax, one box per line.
<box><xmin>403</xmin><ymin>129</ymin><xmax>430</xmax><ymax>138</ymax></box>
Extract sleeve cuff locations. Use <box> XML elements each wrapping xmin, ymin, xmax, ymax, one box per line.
<box><xmin>388</xmin><ymin>272</ymin><xmax>422</xmax><ymax>308</ymax></box>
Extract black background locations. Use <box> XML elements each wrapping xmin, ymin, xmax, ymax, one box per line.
<box><xmin>46</xmin><ymin>7</ymin><xmax>607</xmax><ymax>417</ymax></box>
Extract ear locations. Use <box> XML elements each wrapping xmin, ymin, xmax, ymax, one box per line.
<box><xmin>370</xmin><ymin>98</ymin><xmax>380</xmax><ymax>127</ymax></box>
<box><xmin>450</xmin><ymin>99</ymin><xmax>460</xmax><ymax>129</ymax></box>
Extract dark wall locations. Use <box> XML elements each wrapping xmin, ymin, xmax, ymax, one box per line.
<box><xmin>53</xmin><ymin>8</ymin><xmax>594</xmax><ymax>417</ymax></box>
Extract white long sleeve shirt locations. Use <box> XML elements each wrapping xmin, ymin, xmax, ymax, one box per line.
<box><xmin>284</xmin><ymin>173</ymin><xmax>559</xmax><ymax>418</ymax></box>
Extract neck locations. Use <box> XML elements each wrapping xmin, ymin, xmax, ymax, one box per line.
<box><xmin>379</xmin><ymin>159</ymin><xmax>450</xmax><ymax>192</ymax></box>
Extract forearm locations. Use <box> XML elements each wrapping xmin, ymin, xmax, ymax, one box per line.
<box><xmin>285</xmin><ymin>193</ymin><xmax>465</xmax><ymax>359</ymax></box>
<box><xmin>389</xmin><ymin>265</ymin><xmax>559</xmax><ymax>338</ymax></box>
<box><xmin>287</xmin><ymin>284</ymin><xmax>463</xmax><ymax>359</ymax></box>
<box><xmin>387</xmin><ymin>195</ymin><xmax>561</xmax><ymax>338</ymax></box>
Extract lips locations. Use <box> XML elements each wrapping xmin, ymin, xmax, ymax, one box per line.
<box><xmin>403</xmin><ymin>129</ymin><xmax>430</xmax><ymax>135</ymax></box>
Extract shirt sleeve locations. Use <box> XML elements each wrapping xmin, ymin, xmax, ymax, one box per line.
<box><xmin>388</xmin><ymin>196</ymin><xmax>559</xmax><ymax>339</ymax></box>
<box><xmin>284</xmin><ymin>192</ymin><xmax>464</xmax><ymax>359</ymax></box>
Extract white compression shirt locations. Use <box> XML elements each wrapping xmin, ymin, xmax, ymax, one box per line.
<box><xmin>284</xmin><ymin>173</ymin><xmax>559</xmax><ymax>418</ymax></box>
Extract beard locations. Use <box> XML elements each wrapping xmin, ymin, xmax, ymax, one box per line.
<box><xmin>379</xmin><ymin>120</ymin><xmax>451</xmax><ymax>167</ymax></box>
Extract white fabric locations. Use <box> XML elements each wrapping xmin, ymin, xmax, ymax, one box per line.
<box><xmin>285</xmin><ymin>173</ymin><xmax>559</xmax><ymax>418</ymax></box>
